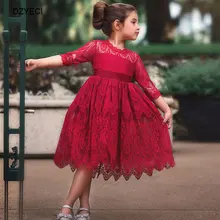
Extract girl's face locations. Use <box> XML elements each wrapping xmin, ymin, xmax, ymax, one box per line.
<box><xmin>122</xmin><ymin>11</ymin><xmax>140</xmax><ymax>40</ymax></box>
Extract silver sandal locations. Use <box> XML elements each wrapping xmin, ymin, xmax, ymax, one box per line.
<box><xmin>74</xmin><ymin>208</ymin><xmax>90</xmax><ymax>220</ymax></box>
<box><xmin>56</xmin><ymin>205</ymin><xmax>74</xmax><ymax>220</ymax></box>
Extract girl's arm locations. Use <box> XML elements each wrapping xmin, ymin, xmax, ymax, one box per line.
<box><xmin>36</xmin><ymin>55</ymin><xmax>64</xmax><ymax>68</ymax></box>
<box><xmin>24</xmin><ymin>40</ymin><xmax>97</xmax><ymax>72</ymax></box>
<box><xmin>134</xmin><ymin>55</ymin><xmax>163</xmax><ymax>104</ymax></box>
<box><xmin>24</xmin><ymin>55</ymin><xmax>66</xmax><ymax>72</ymax></box>
<box><xmin>134</xmin><ymin>54</ymin><xmax>172</xmax><ymax>127</ymax></box>
<box><xmin>154</xmin><ymin>96</ymin><xmax>172</xmax><ymax>128</ymax></box>
<box><xmin>153</xmin><ymin>96</ymin><xmax>170</xmax><ymax>113</ymax></box>
<box><xmin>134</xmin><ymin>54</ymin><xmax>171</xmax><ymax>113</ymax></box>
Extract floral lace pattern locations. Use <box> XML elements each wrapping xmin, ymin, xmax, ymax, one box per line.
<box><xmin>134</xmin><ymin>55</ymin><xmax>161</xmax><ymax>101</ymax></box>
<box><xmin>60</xmin><ymin>40</ymin><xmax>97</xmax><ymax>66</ymax></box>
<box><xmin>96</xmin><ymin>40</ymin><xmax>137</xmax><ymax>63</ymax></box>
<box><xmin>54</xmin><ymin>39</ymin><xmax>175</xmax><ymax>181</ymax></box>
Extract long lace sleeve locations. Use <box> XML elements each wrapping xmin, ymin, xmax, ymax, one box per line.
<box><xmin>60</xmin><ymin>40</ymin><xmax>97</xmax><ymax>66</ymax></box>
<box><xmin>134</xmin><ymin>55</ymin><xmax>161</xmax><ymax>101</ymax></box>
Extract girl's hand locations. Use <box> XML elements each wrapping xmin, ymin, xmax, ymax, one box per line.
<box><xmin>17</xmin><ymin>59</ymin><xmax>39</xmax><ymax>72</ymax></box>
<box><xmin>25</xmin><ymin>59</ymin><xmax>39</xmax><ymax>72</ymax></box>
<box><xmin>163</xmin><ymin>109</ymin><xmax>172</xmax><ymax>129</ymax></box>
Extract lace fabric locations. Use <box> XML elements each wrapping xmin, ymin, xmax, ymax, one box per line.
<box><xmin>134</xmin><ymin>55</ymin><xmax>161</xmax><ymax>101</ymax></box>
<box><xmin>54</xmin><ymin>39</ymin><xmax>175</xmax><ymax>181</ymax></box>
<box><xmin>60</xmin><ymin>40</ymin><xmax>97</xmax><ymax>66</ymax></box>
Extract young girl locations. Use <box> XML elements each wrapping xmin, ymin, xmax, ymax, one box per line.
<box><xmin>24</xmin><ymin>1</ymin><xmax>175</xmax><ymax>219</ymax></box>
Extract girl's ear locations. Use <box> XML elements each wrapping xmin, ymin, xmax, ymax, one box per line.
<box><xmin>113</xmin><ymin>19</ymin><xmax>122</xmax><ymax>31</ymax></box>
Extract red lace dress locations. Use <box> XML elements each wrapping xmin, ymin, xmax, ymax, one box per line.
<box><xmin>53</xmin><ymin>39</ymin><xmax>175</xmax><ymax>181</ymax></box>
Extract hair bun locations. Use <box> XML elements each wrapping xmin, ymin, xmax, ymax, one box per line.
<box><xmin>92</xmin><ymin>1</ymin><xmax>109</xmax><ymax>30</ymax></box>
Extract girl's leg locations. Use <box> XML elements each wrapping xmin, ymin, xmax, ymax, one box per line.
<box><xmin>77</xmin><ymin>179</ymin><xmax>92</xmax><ymax>214</ymax></box>
<box><xmin>61</xmin><ymin>166</ymin><xmax>93</xmax><ymax>214</ymax></box>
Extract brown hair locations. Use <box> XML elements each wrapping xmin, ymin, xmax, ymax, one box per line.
<box><xmin>92</xmin><ymin>1</ymin><xmax>136</xmax><ymax>36</ymax></box>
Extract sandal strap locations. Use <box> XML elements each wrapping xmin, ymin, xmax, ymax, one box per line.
<box><xmin>78</xmin><ymin>208</ymin><xmax>90</xmax><ymax>213</ymax></box>
<box><xmin>62</xmin><ymin>205</ymin><xmax>73</xmax><ymax>210</ymax></box>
